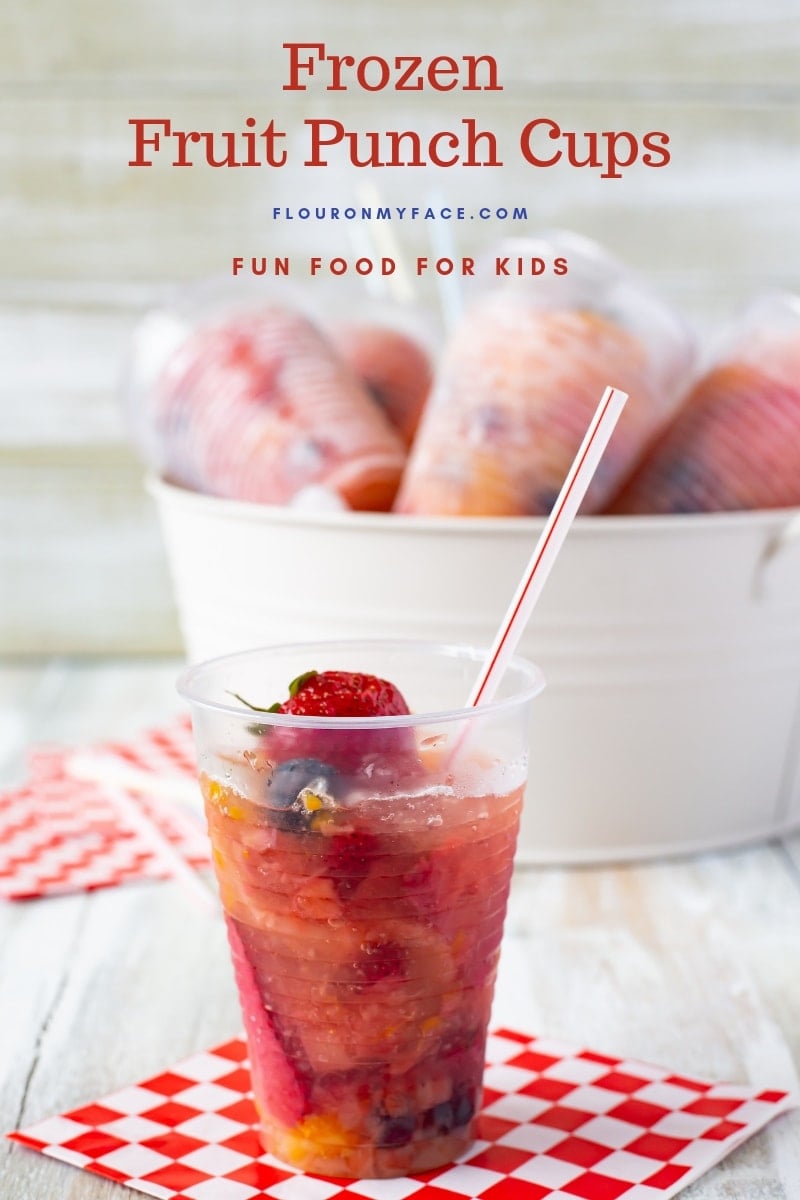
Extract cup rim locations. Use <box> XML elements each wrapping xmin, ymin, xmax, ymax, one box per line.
<box><xmin>177</xmin><ymin>638</ymin><xmax>546</xmax><ymax>729</ymax></box>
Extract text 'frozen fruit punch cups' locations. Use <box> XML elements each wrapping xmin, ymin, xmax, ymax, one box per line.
<box><xmin>179</xmin><ymin>641</ymin><xmax>543</xmax><ymax>1178</ymax></box>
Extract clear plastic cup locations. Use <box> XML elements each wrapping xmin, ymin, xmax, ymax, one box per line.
<box><xmin>121</xmin><ymin>278</ymin><xmax>433</xmax><ymax>509</ymax></box>
<box><xmin>610</xmin><ymin>291</ymin><xmax>800</xmax><ymax>513</ymax></box>
<box><xmin>395</xmin><ymin>231</ymin><xmax>695</xmax><ymax>517</ymax></box>
<box><xmin>178</xmin><ymin>640</ymin><xmax>543</xmax><ymax>1178</ymax></box>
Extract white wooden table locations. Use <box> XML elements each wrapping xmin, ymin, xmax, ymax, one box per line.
<box><xmin>1</xmin><ymin>658</ymin><xmax>799</xmax><ymax>1198</ymax></box>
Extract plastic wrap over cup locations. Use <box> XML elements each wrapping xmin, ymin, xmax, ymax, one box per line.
<box><xmin>395</xmin><ymin>231</ymin><xmax>695</xmax><ymax>516</ymax></box>
<box><xmin>122</xmin><ymin>280</ymin><xmax>434</xmax><ymax>511</ymax></box>
<box><xmin>610</xmin><ymin>292</ymin><xmax>800</xmax><ymax>513</ymax></box>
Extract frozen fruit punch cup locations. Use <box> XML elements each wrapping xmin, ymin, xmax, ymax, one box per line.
<box><xmin>178</xmin><ymin>640</ymin><xmax>544</xmax><ymax>1178</ymax></box>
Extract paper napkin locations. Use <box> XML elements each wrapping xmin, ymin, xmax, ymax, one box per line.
<box><xmin>9</xmin><ymin>1029</ymin><xmax>796</xmax><ymax>1200</ymax></box>
<box><xmin>0</xmin><ymin>718</ymin><xmax>209</xmax><ymax>900</ymax></box>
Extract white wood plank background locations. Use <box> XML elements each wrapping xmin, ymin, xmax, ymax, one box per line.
<box><xmin>1</xmin><ymin>0</ymin><xmax>800</xmax><ymax>651</ymax></box>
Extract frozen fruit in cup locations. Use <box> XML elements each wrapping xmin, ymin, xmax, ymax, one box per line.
<box><xmin>609</xmin><ymin>292</ymin><xmax>800</xmax><ymax>513</ymax></box>
<box><xmin>127</xmin><ymin>304</ymin><xmax>407</xmax><ymax>510</ymax></box>
<box><xmin>395</xmin><ymin>233</ymin><xmax>693</xmax><ymax>516</ymax></box>
<box><xmin>179</xmin><ymin>641</ymin><xmax>543</xmax><ymax>1178</ymax></box>
<box><xmin>329</xmin><ymin>322</ymin><xmax>433</xmax><ymax>447</ymax></box>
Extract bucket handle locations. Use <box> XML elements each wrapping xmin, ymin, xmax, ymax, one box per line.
<box><xmin>754</xmin><ymin>511</ymin><xmax>800</xmax><ymax>599</ymax></box>
<box><xmin>758</xmin><ymin>514</ymin><xmax>800</xmax><ymax>824</ymax></box>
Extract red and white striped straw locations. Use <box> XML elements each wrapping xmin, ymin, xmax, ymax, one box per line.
<box><xmin>467</xmin><ymin>385</ymin><xmax>628</xmax><ymax>707</ymax></box>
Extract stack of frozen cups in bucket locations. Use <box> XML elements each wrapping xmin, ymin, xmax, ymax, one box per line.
<box><xmin>124</xmin><ymin>233</ymin><xmax>800</xmax><ymax>518</ymax></box>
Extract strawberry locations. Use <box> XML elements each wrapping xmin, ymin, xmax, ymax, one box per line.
<box><xmin>264</xmin><ymin>670</ymin><xmax>417</xmax><ymax>774</ymax></box>
<box><xmin>278</xmin><ymin>670</ymin><xmax>410</xmax><ymax>720</ymax></box>
<box><xmin>225</xmin><ymin>918</ymin><xmax>308</xmax><ymax>1127</ymax></box>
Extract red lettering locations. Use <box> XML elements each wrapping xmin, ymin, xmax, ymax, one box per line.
<box><xmin>464</xmin><ymin>54</ymin><xmax>501</xmax><ymax>91</ymax></box>
<box><xmin>282</xmin><ymin>43</ymin><xmax>501</xmax><ymax>92</ymax></box>
<box><xmin>462</xmin><ymin>119</ymin><xmax>501</xmax><ymax>166</ymax></box>
<box><xmin>428</xmin><ymin>129</ymin><xmax>460</xmax><ymax>167</ymax></box>
<box><xmin>356</xmin><ymin>55</ymin><xmax>391</xmax><ymax>91</ymax></box>
<box><xmin>282</xmin><ymin>42</ymin><xmax>325</xmax><ymax>90</ymax></box>
<box><xmin>427</xmin><ymin>56</ymin><xmax>459</xmax><ymax>90</ymax></box>
<box><xmin>564</xmin><ymin>130</ymin><xmax>601</xmax><ymax>169</ymax></box>
<box><xmin>642</xmin><ymin>131</ymin><xmax>671</xmax><ymax>167</ymax></box>
<box><xmin>304</xmin><ymin>119</ymin><xmax>345</xmax><ymax>166</ymax></box>
<box><xmin>394</xmin><ymin>55</ymin><xmax>423</xmax><ymax>90</ymax></box>
<box><xmin>328</xmin><ymin>53</ymin><xmax>356</xmax><ymax>91</ymax></box>
<box><xmin>602</xmin><ymin>130</ymin><xmax>638</xmax><ymax>179</ymax></box>
<box><xmin>128</xmin><ymin>119</ymin><xmax>171</xmax><ymax>166</ymax></box>
<box><xmin>172</xmin><ymin>128</ymin><xmax>199</xmax><ymax>167</ymax></box>
<box><xmin>520</xmin><ymin>118</ymin><xmax>562</xmax><ymax>166</ymax></box>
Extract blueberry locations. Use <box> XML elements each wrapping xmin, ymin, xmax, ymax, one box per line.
<box><xmin>430</xmin><ymin>1100</ymin><xmax>454</xmax><ymax>1133</ymax></box>
<box><xmin>426</xmin><ymin>1087</ymin><xmax>476</xmax><ymax>1134</ymax></box>
<box><xmin>453</xmin><ymin>1088</ymin><xmax>476</xmax><ymax>1127</ymax></box>
<box><xmin>265</xmin><ymin>758</ymin><xmax>338</xmax><ymax>831</ymax></box>
<box><xmin>267</xmin><ymin>758</ymin><xmax>336</xmax><ymax>807</ymax></box>
<box><xmin>377</xmin><ymin>1114</ymin><xmax>415</xmax><ymax>1147</ymax></box>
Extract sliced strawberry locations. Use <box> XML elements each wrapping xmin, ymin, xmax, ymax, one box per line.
<box><xmin>225</xmin><ymin>918</ymin><xmax>308</xmax><ymax>1127</ymax></box>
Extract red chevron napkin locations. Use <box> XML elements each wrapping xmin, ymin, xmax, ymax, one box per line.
<box><xmin>0</xmin><ymin>718</ymin><xmax>209</xmax><ymax>900</ymax></box>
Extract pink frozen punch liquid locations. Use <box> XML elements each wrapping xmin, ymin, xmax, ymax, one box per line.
<box><xmin>203</xmin><ymin>739</ymin><xmax>524</xmax><ymax>1178</ymax></box>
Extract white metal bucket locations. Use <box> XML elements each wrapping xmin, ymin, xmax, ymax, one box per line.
<box><xmin>150</xmin><ymin>477</ymin><xmax>800</xmax><ymax>863</ymax></box>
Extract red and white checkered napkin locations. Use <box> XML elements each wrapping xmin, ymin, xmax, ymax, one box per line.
<box><xmin>8</xmin><ymin>1029</ymin><xmax>797</xmax><ymax>1200</ymax></box>
<box><xmin>0</xmin><ymin>718</ymin><xmax>209</xmax><ymax>901</ymax></box>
